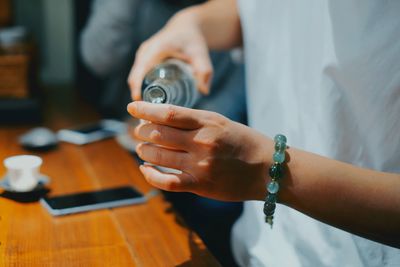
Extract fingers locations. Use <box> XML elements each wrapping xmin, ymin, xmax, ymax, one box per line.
<box><xmin>127</xmin><ymin>43</ymin><xmax>164</xmax><ymax>101</ymax></box>
<box><xmin>134</xmin><ymin>122</ymin><xmax>190</xmax><ymax>151</ymax></box>
<box><xmin>136</xmin><ymin>142</ymin><xmax>191</xmax><ymax>171</ymax></box>
<box><xmin>139</xmin><ymin>165</ymin><xmax>195</xmax><ymax>192</ymax></box>
<box><xmin>186</xmin><ymin>41</ymin><xmax>213</xmax><ymax>95</ymax></box>
<box><xmin>127</xmin><ymin>101</ymin><xmax>203</xmax><ymax>129</ymax></box>
<box><xmin>127</xmin><ymin>26</ymin><xmax>213</xmax><ymax>99</ymax></box>
<box><xmin>127</xmin><ymin>39</ymin><xmax>189</xmax><ymax>101</ymax></box>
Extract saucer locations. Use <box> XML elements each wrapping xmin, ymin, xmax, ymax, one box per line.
<box><xmin>0</xmin><ymin>175</ymin><xmax>50</xmax><ymax>192</ymax></box>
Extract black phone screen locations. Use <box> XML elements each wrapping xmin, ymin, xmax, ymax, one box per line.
<box><xmin>43</xmin><ymin>186</ymin><xmax>143</xmax><ymax>210</ymax></box>
<box><xmin>73</xmin><ymin>123</ymin><xmax>113</xmax><ymax>134</ymax></box>
<box><xmin>74</xmin><ymin>124</ymin><xmax>103</xmax><ymax>134</ymax></box>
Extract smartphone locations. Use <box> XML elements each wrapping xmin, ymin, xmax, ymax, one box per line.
<box><xmin>40</xmin><ymin>186</ymin><xmax>146</xmax><ymax>216</ymax></box>
<box><xmin>57</xmin><ymin>119</ymin><xmax>126</xmax><ymax>145</ymax></box>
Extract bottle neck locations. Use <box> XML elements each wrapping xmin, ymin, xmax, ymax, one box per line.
<box><xmin>142</xmin><ymin>70</ymin><xmax>198</xmax><ymax>108</ymax></box>
<box><xmin>143</xmin><ymin>79</ymin><xmax>187</xmax><ymax>106</ymax></box>
<box><xmin>143</xmin><ymin>85</ymin><xmax>167</xmax><ymax>104</ymax></box>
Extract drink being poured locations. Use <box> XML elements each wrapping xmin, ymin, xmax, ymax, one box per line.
<box><xmin>141</xmin><ymin>59</ymin><xmax>199</xmax><ymax>108</ymax></box>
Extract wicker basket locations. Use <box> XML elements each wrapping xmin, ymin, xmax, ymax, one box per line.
<box><xmin>0</xmin><ymin>54</ymin><xmax>30</xmax><ymax>98</ymax></box>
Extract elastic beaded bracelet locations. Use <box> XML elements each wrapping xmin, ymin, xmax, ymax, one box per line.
<box><xmin>264</xmin><ymin>134</ymin><xmax>287</xmax><ymax>228</ymax></box>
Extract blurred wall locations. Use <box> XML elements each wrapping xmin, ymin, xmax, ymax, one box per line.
<box><xmin>13</xmin><ymin>0</ymin><xmax>75</xmax><ymax>85</ymax></box>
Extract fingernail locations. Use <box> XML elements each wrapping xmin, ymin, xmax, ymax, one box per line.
<box><xmin>135</xmin><ymin>142</ymin><xmax>142</xmax><ymax>154</ymax></box>
<box><xmin>127</xmin><ymin>102</ymin><xmax>138</xmax><ymax>114</ymax></box>
<box><xmin>140</xmin><ymin>164</ymin><xmax>151</xmax><ymax>172</ymax></box>
<box><xmin>139</xmin><ymin>165</ymin><xmax>147</xmax><ymax>174</ymax></box>
<box><xmin>134</xmin><ymin>83</ymin><xmax>143</xmax><ymax>99</ymax></box>
<box><xmin>199</xmin><ymin>83</ymin><xmax>209</xmax><ymax>95</ymax></box>
<box><xmin>204</xmin><ymin>73</ymin><xmax>211</xmax><ymax>86</ymax></box>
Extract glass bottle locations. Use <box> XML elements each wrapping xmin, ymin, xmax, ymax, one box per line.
<box><xmin>141</xmin><ymin>59</ymin><xmax>199</xmax><ymax>108</ymax></box>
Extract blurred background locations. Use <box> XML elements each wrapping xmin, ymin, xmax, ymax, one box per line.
<box><xmin>0</xmin><ymin>0</ymin><xmax>95</xmax><ymax>123</ymax></box>
<box><xmin>12</xmin><ymin>0</ymin><xmax>75</xmax><ymax>86</ymax></box>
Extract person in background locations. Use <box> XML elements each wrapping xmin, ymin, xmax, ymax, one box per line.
<box><xmin>127</xmin><ymin>0</ymin><xmax>400</xmax><ymax>266</ymax></box>
<box><xmin>80</xmin><ymin>0</ymin><xmax>246</xmax><ymax>121</ymax></box>
<box><xmin>80</xmin><ymin>0</ymin><xmax>246</xmax><ymax>266</ymax></box>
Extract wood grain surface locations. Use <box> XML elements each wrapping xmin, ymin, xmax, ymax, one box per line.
<box><xmin>0</xmin><ymin>87</ymin><xmax>221</xmax><ymax>266</ymax></box>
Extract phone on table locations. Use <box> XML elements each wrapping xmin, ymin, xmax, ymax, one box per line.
<box><xmin>40</xmin><ymin>186</ymin><xmax>146</xmax><ymax>216</ymax></box>
<box><xmin>57</xmin><ymin>119</ymin><xmax>126</xmax><ymax>145</ymax></box>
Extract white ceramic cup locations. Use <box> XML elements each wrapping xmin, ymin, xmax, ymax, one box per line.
<box><xmin>4</xmin><ymin>155</ymin><xmax>43</xmax><ymax>192</ymax></box>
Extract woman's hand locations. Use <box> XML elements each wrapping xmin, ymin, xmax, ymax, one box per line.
<box><xmin>127</xmin><ymin>101</ymin><xmax>273</xmax><ymax>201</ymax></box>
<box><xmin>127</xmin><ymin>9</ymin><xmax>213</xmax><ymax>101</ymax></box>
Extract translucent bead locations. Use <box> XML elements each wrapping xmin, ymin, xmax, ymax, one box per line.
<box><xmin>263</xmin><ymin>202</ymin><xmax>276</xmax><ymax>216</ymax></box>
<box><xmin>273</xmin><ymin>151</ymin><xmax>285</xmax><ymax>163</ymax></box>
<box><xmin>267</xmin><ymin>181</ymin><xmax>279</xmax><ymax>194</ymax></box>
<box><xmin>265</xmin><ymin>215</ymin><xmax>274</xmax><ymax>227</ymax></box>
<box><xmin>269</xmin><ymin>163</ymin><xmax>283</xmax><ymax>179</ymax></box>
<box><xmin>275</xmin><ymin>141</ymin><xmax>286</xmax><ymax>153</ymax></box>
<box><xmin>274</xmin><ymin>134</ymin><xmax>287</xmax><ymax>144</ymax></box>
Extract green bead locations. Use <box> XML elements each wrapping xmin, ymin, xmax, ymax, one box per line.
<box><xmin>267</xmin><ymin>181</ymin><xmax>279</xmax><ymax>194</ymax></box>
<box><xmin>274</xmin><ymin>134</ymin><xmax>287</xmax><ymax>144</ymax></box>
<box><xmin>266</xmin><ymin>193</ymin><xmax>277</xmax><ymax>203</ymax></box>
<box><xmin>269</xmin><ymin>163</ymin><xmax>283</xmax><ymax>179</ymax></box>
<box><xmin>273</xmin><ymin>151</ymin><xmax>285</xmax><ymax>163</ymax></box>
<box><xmin>263</xmin><ymin>202</ymin><xmax>276</xmax><ymax>216</ymax></box>
<box><xmin>275</xmin><ymin>141</ymin><xmax>286</xmax><ymax>153</ymax></box>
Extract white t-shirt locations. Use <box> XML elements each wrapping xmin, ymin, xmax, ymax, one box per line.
<box><xmin>233</xmin><ymin>1</ymin><xmax>400</xmax><ymax>266</ymax></box>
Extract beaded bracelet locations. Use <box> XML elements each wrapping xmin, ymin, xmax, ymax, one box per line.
<box><xmin>264</xmin><ymin>134</ymin><xmax>287</xmax><ymax>228</ymax></box>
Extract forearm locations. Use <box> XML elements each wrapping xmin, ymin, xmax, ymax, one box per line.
<box><xmin>278</xmin><ymin>146</ymin><xmax>400</xmax><ymax>248</ymax></box>
<box><xmin>128</xmin><ymin>98</ymin><xmax>400</xmax><ymax>248</ymax></box>
<box><xmin>171</xmin><ymin>0</ymin><xmax>242</xmax><ymax>50</ymax></box>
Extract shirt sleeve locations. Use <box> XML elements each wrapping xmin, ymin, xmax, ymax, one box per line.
<box><xmin>79</xmin><ymin>0</ymin><xmax>141</xmax><ymax>77</ymax></box>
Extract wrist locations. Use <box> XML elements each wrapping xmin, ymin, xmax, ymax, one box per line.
<box><xmin>168</xmin><ymin>6</ymin><xmax>203</xmax><ymax>32</ymax></box>
<box><xmin>263</xmin><ymin>134</ymin><xmax>289</xmax><ymax>226</ymax></box>
<box><xmin>252</xmin><ymin>134</ymin><xmax>275</xmax><ymax>201</ymax></box>
<box><xmin>274</xmin><ymin>147</ymin><xmax>292</xmax><ymax>205</ymax></box>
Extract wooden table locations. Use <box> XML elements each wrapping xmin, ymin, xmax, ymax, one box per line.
<box><xmin>0</xmin><ymin>88</ymin><xmax>220</xmax><ymax>266</ymax></box>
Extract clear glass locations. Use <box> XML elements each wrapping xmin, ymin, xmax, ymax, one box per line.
<box><xmin>141</xmin><ymin>59</ymin><xmax>199</xmax><ymax>108</ymax></box>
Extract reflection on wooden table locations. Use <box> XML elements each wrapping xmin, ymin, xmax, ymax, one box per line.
<box><xmin>0</xmin><ymin>87</ymin><xmax>220</xmax><ymax>266</ymax></box>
